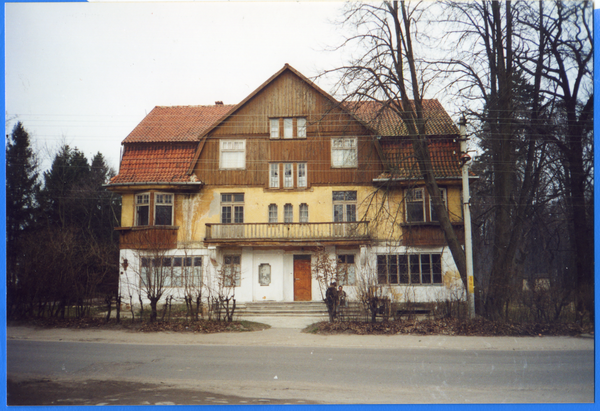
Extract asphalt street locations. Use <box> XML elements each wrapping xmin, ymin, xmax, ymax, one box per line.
<box><xmin>6</xmin><ymin>331</ymin><xmax>594</xmax><ymax>404</ymax></box>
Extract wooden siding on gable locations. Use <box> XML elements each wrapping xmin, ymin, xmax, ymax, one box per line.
<box><xmin>195</xmin><ymin>136</ymin><xmax>382</xmax><ymax>186</ymax></box>
<box><xmin>194</xmin><ymin>70</ymin><xmax>383</xmax><ymax>186</ymax></box>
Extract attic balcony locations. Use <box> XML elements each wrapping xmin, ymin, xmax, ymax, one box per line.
<box><xmin>204</xmin><ymin>221</ymin><xmax>371</xmax><ymax>247</ymax></box>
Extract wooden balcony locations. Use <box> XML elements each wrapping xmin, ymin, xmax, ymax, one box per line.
<box><xmin>205</xmin><ymin>221</ymin><xmax>371</xmax><ymax>247</ymax></box>
<box><xmin>401</xmin><ymin>222</ymin><xmax>465</xmax><ymax>247</ymax></box>
<box><xmin>116</xmin><ymin>226</ymin><xmax>178</xmax><ymax>250</ymax></box>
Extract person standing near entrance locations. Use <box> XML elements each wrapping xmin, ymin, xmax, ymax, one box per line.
<box><xmin>325</xmin><ymin>281</ymin><xmax>338</xmax><ymax>322</ymax></box>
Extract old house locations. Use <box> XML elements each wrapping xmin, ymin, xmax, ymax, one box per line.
<box><xmin>107</xmin><ymin>64</ymin><xmax>467</xmax><ymax>305</ymax></box>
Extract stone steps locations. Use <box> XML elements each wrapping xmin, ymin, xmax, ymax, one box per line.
<box><xmin>236</xmin><ymin>301</ymin><xmax>329</xmax><ymax>317</ymax></box>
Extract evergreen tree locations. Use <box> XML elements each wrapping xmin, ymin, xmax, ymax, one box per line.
<box><xmin>6</xmin><ymin>122</ymin><xmax>40</xmax><ymax>243</ymax></box>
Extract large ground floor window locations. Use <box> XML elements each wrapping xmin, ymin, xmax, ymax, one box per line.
<box><xmin>377</xmin><ymin>253</ymin><xmax>442</xmax><ymax>285</ymax></box>
<box><xmin>140</xmin><ymin>256</ymin><xmax>203</xmax><ymax>287</ymax></box>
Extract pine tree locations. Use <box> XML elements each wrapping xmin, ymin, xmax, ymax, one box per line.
<box><xmin>6</xmin><ymin>122</ymin><xmax>40</xmax><ymax>243</ymax></box>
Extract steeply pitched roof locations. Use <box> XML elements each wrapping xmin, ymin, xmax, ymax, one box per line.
<box><xmin>346</xmin><ymin>100</ymin><xmax>459</xmax><ymax>137</ymax></box>
<box><xmin>109</xmin><ymin>143</ymin><xmax>198</xmax><ymax>184</ymax></box>
<box><xmin>376</xmin><ymin>137</ymin><xmax>462</xmax><ymax>180</ymax></box>
<box><xmin>123</xmin><ymin>105</ymin><xmax>234</xmax><ymax>143</ymax></box>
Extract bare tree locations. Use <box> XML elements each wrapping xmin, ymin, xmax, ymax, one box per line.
<box><xmin>323</xmin><ymin>1</ymin><xmax>468</xmax><ymax>290</ymax></box>
<box><xmin>130</xmin><ymin>230</ymin><xmax>175</xmax><ymax>322</ymax></box>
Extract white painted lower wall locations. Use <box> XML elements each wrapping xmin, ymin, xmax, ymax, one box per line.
<box><xmin>118</xmin><ymin>244</ymin><xmax>466</xmax><ymax>308</ymax></box>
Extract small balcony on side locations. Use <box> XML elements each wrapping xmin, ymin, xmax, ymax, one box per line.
<box><xmin>204</xmin><ymin>221</ymin><xmax>371</xmax><ymax>247</ymax></box>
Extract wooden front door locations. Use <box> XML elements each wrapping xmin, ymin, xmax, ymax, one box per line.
<box><xmin>293</xmin><ymin>256</ymin><xmax>312</xmax><ymax>301</ymax></box>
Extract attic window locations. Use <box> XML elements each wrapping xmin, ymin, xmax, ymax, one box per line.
<box><xmin>269</xmin><ymin>117</ymin><xmax>307</xmax><ymax>139</ymax></box>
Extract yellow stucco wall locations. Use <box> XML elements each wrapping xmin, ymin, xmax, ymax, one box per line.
<box><xmin>120</xmin><ymin>184</ymin><xmax>464</xmax><ymax>244</ymax></box>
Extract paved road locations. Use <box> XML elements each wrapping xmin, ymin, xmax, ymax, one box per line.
<box><xmin>7</xmin><ymin>337</ymin><xmax>594</xmax><ymax>404</ymax></box>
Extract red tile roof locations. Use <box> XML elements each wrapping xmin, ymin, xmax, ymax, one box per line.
<box><xmin>345</xmin><ymin>100</ymin><xmax>459</xmax><ymax>137</ymax></box>
<box><xmin>376</xmin><ymin>137</ymin><xmax>462</xmax><ymax>180</ymax></box>
<box><xmin>123</xmin><ymin>105</ymin><xmax>234</xmax><ymax>143</ymax></box>
<box><xmin>109</xmin><ymin>143</ymin><xmax>198</xmax><ymax>184</ymax></box>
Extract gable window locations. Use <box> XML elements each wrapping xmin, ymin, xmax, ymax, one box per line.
<box><xmin>268</xmin><ymin>204</ymin><xmax>278</xmax><ymax>223</ymax></box>
<box><xmin>155</xmin><ymin>193</ymin><xmax>173</xmax><ymax>226</ymax></box>
<box><xmin>270</xmin><ymin>163</ymin><xmax>280</xmax><ymax>188</ymax></box>
<box><xmin>269</xmin><ymin>117</ymin><xmax>307</xmax><ymax>139</ymax></box>
<box><xmin>429</xmin><ymin>188</ymin><xmax>447</xmax><ymax>222</ymax></box>
<box><xmin>268</xmin><ymin>163</ymin><xmax>308</xmax><ymax>189</ymax></box>
<box><xmin>284</xmin><ymin>163</ymin><xmax>293</xmax><ymax>188</ymax></box>
<box><xmin>377</xmin><ymin>254</ymin><xmax>442</xmax><ymax>285</ymax></box>
<box><xmin>333</xmin><ymin>191</ymin><xmax>357</xmax><ymax>222</ymax></box>
<box><xmin>136</xmin><ymin>193</ymin><xmax>150</xmax><ymax>226</ymax></box>
<box><xmin>297</xmin><ymin>163</ymin><xmax>307</xmax><ymax>187</ymax></box>
<box><xmin>220</xmin><ymin>140</ymin><xmax>245</xmax><ymax>169</ymax></box>
<box><xmin>337</xmin><ymin>254</ymin><xmax>356</xmax><ymax>285</ymax></box>
<box><xmin>331</xmin><ymin>137</ymin><xmax>358</xmax><ymax>168</ymax></box>
<box><xmin>297</xmin><ymin>118</ymin><xmax>307</xmax><ymax>138</ymax></box>
<box><xmin>283</xmin><ymin>118</ymin><xmax>293</xmax><ymax>138</ymax></box>
<box><xmin>270</xmin><ymin>118</ymin><xmax>279</xmax><ymax>139</ymax></box>
<box><xmin>221</xmin><ymin>193</ymin><xmax>244</xmax><ymax>223</ymax></box>
<box><xmin>284</xmin><ymin>204</ymin><xmax>293</xmax><ymax>223</ymax></box>
<box><xmin>406</xmin><ymin>188</ymin><xmax>425</xmax><ymax>222</ymax></box>
<box><xmin>299</xmin><ymin>203</ymin><xmax>309</xmax><ymax>223</ymax></box>
<box><xmin>223</xmin><ymin>255</ymin><xmax>241</xmax><ymax>287</ymax></box>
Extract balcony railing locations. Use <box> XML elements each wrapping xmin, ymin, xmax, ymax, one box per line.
<box><xmin>205</xmin><ymin>221</ymin><xmax>370</xmax><ymax>245</ymax></box>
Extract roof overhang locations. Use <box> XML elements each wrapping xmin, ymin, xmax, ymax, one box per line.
<box><xmin>104</xmin><ymin>181</ymin><xmax>204</xmax><ymax>193</ymax></box>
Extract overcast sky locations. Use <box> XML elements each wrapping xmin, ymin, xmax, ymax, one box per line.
<box><xmin>6</xmin><ymin>1</ymin><xmax>350</xmax><ymax>172</ymax></box>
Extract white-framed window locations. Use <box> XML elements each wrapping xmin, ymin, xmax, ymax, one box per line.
<box><xmin>154</xmin><ymin>193</ymin><xmax>173</xmax><ymax>226</ymax></box>
<box><xmin>140</xmin><ymin>256</ymin><xmax>203</xmax><ymax>288</ymax></box>
<box><xmin>377</xmin><ymin>254</ymin><xmax>442</xmax><ymax>285</ymax></box>
<box><xmin>223</xmin><ymin>255</ymin><xmax>241</xmax><ymax>287</ymax></box>
<box><xmin>297</xmin><ymin>163</ymin><xmax>307</xmax><ymax>187</ymax></box>
<box><xmin>270</xmin><ymin>118</ymin><xmax>279</xmax><ymax>139</ymax></box>
<box><xmin>284</xmin><ymin>163</ymin><xmax>293</xmax><ymax>188</ymax></box>
<box><xmin>333</xmin><ymin>191</ymin><xmax>357</xmax><ymax>222</ymax></box>
<box><xmin>268</xmin><ymin>204</ymin><xmax>278</xmax><ymax>223</ymax></box>
<box><xmin>283</xmin><ymin>118</ymin><xmax>293</xmax><ymax>138</ymax></box>
<box><xmin>221</xmin><ymin>193</ymin><xmax>244</xmax><ymax>223</ymax></box>
<box><xmin>220</xmin><ymin>140</ymin><xmax>246</xmax><ymax>169</ymax></box>
<box><xmin>269</xmin><ymin>117</ymin><xmax>307</xmax><ymax>139</ymax></box>
<box><xmin>331</xmin><ymin>137</ymin><xmax>358</xmax><ymax>168</ymax></box>
<box><xmin>269</xmin><ymin>163</ymin><xmax>308</xmax><ymax>189</ymax></box>
<box><xmin>337</xmin><ymin>254</ymin><xmax>356</xmax><ymax>285</ymax></box>
<box><xmin>429</xmin><ymin>188</ymin><xmax>447</xmax><ymax>222</ymax></box>
<box><xmin>270</xmin><ymin>163</ymin><xmax>280</xmax><ymax>188</ymax></box>
<box><xmin>297</xmin><ymin>118</ymin><xmax>307</xmax><ymax>138</ymax></box>
<box><xmin>406</xmin><ymin>188</ymin><xmax>425</xmax><ymax>222</ymax></box>
<box><xmin>284</xmin><ymin>204</ymin><xmax>293</xmax><ymax>223</ymax></box>
<box><xmin>136</xmin><ymin>193</ymin><xmax>150</xmax><ymax>226</ymax></box>
<box><xmin>299</xmin><ymin>203</ymin><xmax>309</xmax><ymax>223</ymax></box>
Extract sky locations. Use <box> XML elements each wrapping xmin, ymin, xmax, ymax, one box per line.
<box><xmin>6</xmin><ymin>1</ymin><xmax>351</xmax><ymax>172</ymax></box>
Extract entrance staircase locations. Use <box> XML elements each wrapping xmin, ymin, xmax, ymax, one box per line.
<box><xmin>235</xmin><ymin>301</ymin><xmax>329</xmax><ymax>318</ymax></box>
